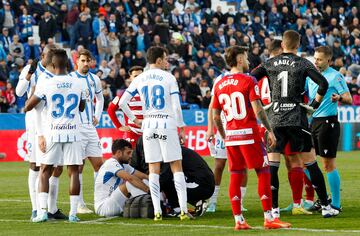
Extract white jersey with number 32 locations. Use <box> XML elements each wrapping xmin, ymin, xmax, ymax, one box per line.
<box><xmin>34</xmin><ymin>75</ymin><xmax>84</xmax><ymax>142</ymax></box>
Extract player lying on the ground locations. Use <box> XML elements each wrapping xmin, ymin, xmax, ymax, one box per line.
<box><xmin>94</xmin><ymin>139</ymin><xmax>149</xmax><ymax>217</ymax></box>
<box><xmin>131</xmin><ymin>135</ymin><xmax>214</xmax><ymax>217</ymax></box>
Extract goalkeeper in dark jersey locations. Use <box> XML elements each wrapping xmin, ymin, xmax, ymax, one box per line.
<box><xmin>252</xmin><ymin>30</ymin><xmax>339</xmax><ymax>219</ymax></box>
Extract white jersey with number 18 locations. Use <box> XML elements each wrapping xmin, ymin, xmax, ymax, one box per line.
<box><xmin>123</xmin><ymin>68</ymin><xmax>185</xmax><ymax>130</ymax></box>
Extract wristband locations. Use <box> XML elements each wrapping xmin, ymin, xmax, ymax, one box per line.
<box><xmin>310</xmin><ymin>99</ymin><xmax>320</xmax><ymax>109</ymax></box>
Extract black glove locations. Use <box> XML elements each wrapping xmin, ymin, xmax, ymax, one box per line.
<box><xmin>309</xmin><ymin>99</ymin><xmax>321</xmax><ymax>109</ymax></box>
<box><xmin>28</xmin><ymin>58</ymin><xmax>39</xmax><ymax>74</ymax></box>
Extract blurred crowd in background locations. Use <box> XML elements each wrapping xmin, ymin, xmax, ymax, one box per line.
<box><xmin>0</xmin><ymin>0</ymin><xmax>360</xmax><ymax>113</ymax></box>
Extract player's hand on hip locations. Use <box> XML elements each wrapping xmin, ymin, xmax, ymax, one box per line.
<box><xmin>133</xmin><ymin>118</ymin><xmax>142</xmax><ymax>128</ymax></box>
<box><xmin>38</xmin><ymin>136</ymin><xmax>46</xmax><ymax>153</ymax></box>
<box><xmin>119</xmin><ymin>126</ymin><xmax>131</xmax><ymax>132</ymax></box>
<box><xmin>92</xmin><ymin>116</ymin><xmax>99</xmax><ymax>126</ymax></box>
<box><xmin>266</xmin><ymin>131</ymin><xmax>277</xmax><ymax>150</ymax></box>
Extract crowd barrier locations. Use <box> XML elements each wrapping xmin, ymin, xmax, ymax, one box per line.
<box><xmin>0</xmin><ymin>106</ymin><xmax>359</xmax><ymax>162</ymax></box>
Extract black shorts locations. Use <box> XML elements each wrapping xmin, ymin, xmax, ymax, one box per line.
<box><xmin>311</xmin><ymin>116</ymin><xmax>340</xmax><ymax>158</ymax></box>
<box><xmin>270</xmin><ymin>126</ymin><xmax>313</xmax><ymax>154</ymax></box>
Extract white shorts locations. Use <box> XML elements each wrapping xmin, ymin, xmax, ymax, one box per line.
<box><xmin>95</xmin><ymin>188</ymin><xmax>128</xmax><ymax>217</ymax></box>
<box><xmin>41</xmin><ymin>141</ymin><xmax>83</xmax><ymax>166</ymax></box>
<box><xmin>80</xmin><ymin>125</ymin><xmax>102</xmax><ymax>159</ymax></box>
<box><xmin>213</xmin><ymin>133</ymin><xmax>227</xmax><ymax>159</ymax></box>
<box><xmin>143</xmin><ymin>129</ymin><xmax>182</xmax><ymax>163</ymax></box>
<box><xmin>26</xmin><ymin>129</ymin><xmax>36</xmax><ymax>163</ymax></box>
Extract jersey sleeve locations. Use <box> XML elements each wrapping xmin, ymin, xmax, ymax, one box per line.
<box><xmin>16</xmin><ymin>65</ymin><xmax>31</xmax><ymax>97</ymax></box>
<box><xmin>334</xmin><ymin>74</ymin><xmax>349</xmax><ymax>95</ymax></box>
<box><xmin>94</xmin><ymin>74</ymin><xmax>103</xmax><ymax>94</ymax></box>
<box><xmin>248</xmin><ymin>77</ymin><xmax>261</xmax><ymax>102</ymax></box>
<box><xmin>124</xmin><ymin>164</ymin><xmax>135</xmax><ymax>175</ymax></box>
<box><xmin>112</xmin><ymin>161</ymin><xmax>125</xmax><ymax>176</ymax></box>
<box><xmin>303</xmin><ymin>60</ymin><xmax>328</xmax><ymax>96</ymax></box>
<box><xmin>107</xmin><ymin>96</ymin><xmax>122</xmax><ymax>129</ymax></box>
<box><xmin>170</xmin><ymin>76</ymin><xmax>180</xmax><ymax>95</ymax></box>
<box><xmin>33</xmin><ymin>78</ymin><xmax>46</xmax><ymax>101</ymax></box>
<box><xmin>212</xmin><ymin>89</ymin><xmax>221</xmax><ymax>110</ymax></box>
<box><xmin>251</xmin><ymin>64</ymin><xmax>268</xmax><ymax>81</ymax></box>
<box><xmin>126</xmin><ymin>77</ymin><xmax>139</xmax><ymax>97</ymax></box>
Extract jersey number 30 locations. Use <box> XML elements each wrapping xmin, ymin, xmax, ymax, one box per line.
<box><xmin>52</xmin><ymin>93</ymin><xmax>79</xmax><ymax>119</ymax></box>
<box><xmin>219</xmin><ymin>92</ymin><xmax>247</xmax><ymax>121</ymax></box>
<box><xmin>141</xmin><ymin>85</ymin><xmax>165</xmax><ymax>110</ymax></box>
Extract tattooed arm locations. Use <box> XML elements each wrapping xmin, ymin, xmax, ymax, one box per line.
<box><xmin>251</xmin><ymin>99</ymin><xmax>276</xmax><ymax>149</ymax></box>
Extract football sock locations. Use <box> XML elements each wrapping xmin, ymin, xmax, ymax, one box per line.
<box><xmin>209</xmin><ymin>185</ymin><xmax>220</xmax><ymax>204</ymax></box>
<box><xmin>78</xmin><ymin>173</ymin><xmax>86</xmax><ymax>207</ymax></box>
<box><xmin>289</xmin><ymin>167</ymin><xmax>304</xmax><ymax>205</ymax></box>
<box><xmin>240</xmin><ymin>187</ymin><xmax>247</xmax><ymax>206</ymax></box>
<box><xmin>256</xmin><ymin>167</ymin><xmax>272</xmax><ymax>212</ymax></box>
<box><xmin>149</xmin><ymin>173</ymin><xmax>162</xmax><ymax>214</ymax></box>
<box><xmin>38</xmin><ymin>192</ymin><xmax>48</xmax><ymax>215</ymax></box>
<box><xmin>269</xmin><ymin>161</ymin><xmax>280</xmax><ymax>209</ymax></box>
<box><xmin>28</xmin><ymin>169</ymin><xmax>39</xmax><ymax>212</ymax></box>
<box><xmin>69</xmin><ymin>195</ymin><xmax>79</xmax><ymax>216</ymax></box>
<box><xmin>173</xmin><ymin>172</ymin><xmax>188</xmax><ymax>213</ymax></box>
<box><xmin>327</xmin><ymin>169</ymin><xmax>341</xmax><ymax>208</ymax></box>
<box><xmin>234</xmin><ymin>214</ymin><xmax>245</xmax><ymax>224</ymax></box>
<box><xmin>305</xmin><ymin>161</ymin><xmax>328</xmax><ymax>206</ymax></box>
<box><xmin>229</xmin><ymin>170</ymin><xmax>245</xmax><ymax>216</ymax></box>
<box><xmin>264</xmin><ymin>210</ymin><xmax>273</xmax><ymax>221</ymax></box>
<box><xmin>35</xmin><ymin>177</ymin><xmax>40</xmax><ymax>211</ymax></box>
<box><xmin>304</xmin><ymin>172</ymin><xmax>314</xmax><ymax>202</ymax></box>
<box><xmin>48</xmin><ymin>176</ymin><xmax>59</xmax><ymax>214</ymax></box>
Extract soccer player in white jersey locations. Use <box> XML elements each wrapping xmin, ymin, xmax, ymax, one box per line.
<box><xmin>206</xmin><ymin>72</ymin><xmax>248</xmax><ymax>213</ymax></box>
<box><xmin>69</xmin><ymin>49</ymin><xmax>104</xmax><ymax>214</ymax></box>
<box><xmin>33</xmin><ymin>48</ymin><xmax>68</xmax><ymax>220</ymax></box>
<box><xmin>15</xmin><ymin>44</ymin><xmax>66</xmax><ymax>220</ymax></box>
<box><xmin>24</xmin><ymin>49</ymin><xmax>85</xmax><ymax>223</ymax></box>
<box><xmin>95</xmin><ymin>139</ymin><xmax>149</xmax><ymax>217</ymax></box>
<box><xmin>119</xmin><ymin>46</ymin><xmax>193</xmax><ymax>220</ymax></box>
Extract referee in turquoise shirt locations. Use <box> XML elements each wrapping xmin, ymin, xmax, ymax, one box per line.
<box><xmin>306</xmin><ymin>46</ymin><xmax>352</xmax><ymax>211</ymax></box>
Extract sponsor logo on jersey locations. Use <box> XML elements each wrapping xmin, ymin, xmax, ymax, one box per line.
<box><xmin>273</xmin><ymin>102</ymin><xmax>279</xmax><ymax>113</ymax></box>
<box><xmin>145</xmin><ymin>133</ymin><xmax>167</xmax><ymax>141</ymax></box>
<box><xmin>51</xmin><ymin>123</ymin><xmax>77</xmax><ymax>130</ymax></box>
<box><xmin>279</xmin><ymin>103</ymin><xmax>296</xmax><ymax>111</ymax></box>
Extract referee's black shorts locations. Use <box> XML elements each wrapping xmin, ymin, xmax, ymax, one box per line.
<box><xmin>270</xmin><ymin>126</ymin><xmax>313</xmax><ymax>154</ymax></box>
<box><xmin>311</xmin><ymin>116</ymin><xmax>340</xmax><ymax>158</ymax></box>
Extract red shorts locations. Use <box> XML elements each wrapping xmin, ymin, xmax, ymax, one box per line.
<box><xmin>284</xmin><ymin>142</ymin><xmax>298</xmax><ymax>156</ymax></box>
<box><xmin>226</xmin><ymin>142</ymin><xmax>268</xmax><ymax>171</ymax></box>
<box><xmin>118</xmin><ymin>131</ymin><xmax>141</xmax><ymax>148</ymax></box>
<box><xmin>258</xmin><ymin>125</ymin><xmax>298</xmax><ymax>156</ymax></box>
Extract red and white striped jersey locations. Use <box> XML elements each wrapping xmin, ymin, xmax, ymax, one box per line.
<box><xmin>108</xmin><ymin>91</ymin><xmax>144</xmax><ymax>134</ymax></box>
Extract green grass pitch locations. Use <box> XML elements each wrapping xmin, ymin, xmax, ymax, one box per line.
<box><xmin>1</xmin><ymin>151</ymin><xmax>360</xmax><ymax>236</ymax></box>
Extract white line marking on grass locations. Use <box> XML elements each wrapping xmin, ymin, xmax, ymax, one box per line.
<box><xmin>79</xmin><ymin>221</ymin><xmax>360</xmax><ymax>233</ymax></box>
<box><xmin>0</xmin><ymin>199</ymin><xmax>94</xmax><ymax>206</ymax></box>
<box><xmin>1</xmin><ymin>218</ymin><xmax>360</xmax><ymax>233</ymax></box>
